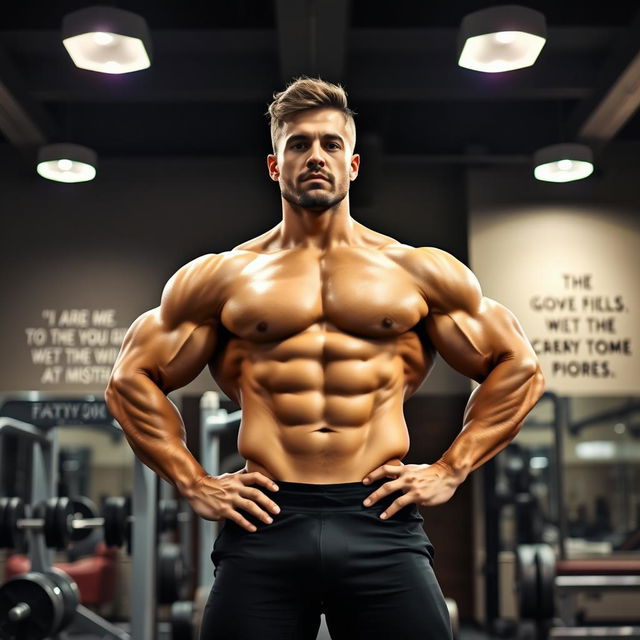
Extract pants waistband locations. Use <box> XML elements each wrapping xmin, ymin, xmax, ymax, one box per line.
<box><xmin>251</xmin><ymin>478</ymin><xmax>402</xmax><ymax>512</ymax></box>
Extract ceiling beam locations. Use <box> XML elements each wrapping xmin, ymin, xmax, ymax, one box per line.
<box><xmin>275</xmin><ymin>0</ymin><xmax>350</xmax><ymax>84</ymax></box>
<box><xmin>24</xmin><ymin>54</ymin><xmax>592</xmax><ymax>103</ymax></box>
<box><xmin>0</xmin><ymin>44</ymin><xmax>57</xmax><ymax>150</ymax></box>
<box><xmin>568</xmin><ymin>10</ymin><xmax>640</xmax><ymax>149</ymax></box>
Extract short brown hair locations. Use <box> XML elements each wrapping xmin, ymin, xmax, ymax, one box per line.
<box><xmin>266</xmin><ymin>76</ymin><xmax>356</xmax><ymax>153</ymax></box>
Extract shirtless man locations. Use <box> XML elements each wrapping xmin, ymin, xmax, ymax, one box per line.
<box><xmin>105</xmin><ymin>77</ymin><xmax>545</xmax><ymax>639</ymax></box>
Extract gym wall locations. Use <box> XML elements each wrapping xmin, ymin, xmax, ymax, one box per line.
<box><xmin>0</xmin><ymin>147</ymin><xmax>471</xmax><ymax>398</ymax></box>
<box><xmin>468</xmin><ymin>139</ymin><xmax>640</xmax><ymax>397</ymax></box>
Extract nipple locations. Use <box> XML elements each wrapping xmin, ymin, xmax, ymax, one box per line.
<box><xmin>256</xmin><ymin>321</ymin><xmax>268</xmax><ymax>333</ymax></box>
<box><xmin>381</xmin><ymin>317</ymin><xmax>394</xmax><ymax>329</ymax></box>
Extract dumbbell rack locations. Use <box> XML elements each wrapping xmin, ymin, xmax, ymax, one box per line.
<box><xmin>0</xmin><ymin>415</ymin><xmax>163</xmax><ymax>640</ymax></box>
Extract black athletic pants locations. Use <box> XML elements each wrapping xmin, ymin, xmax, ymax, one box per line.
<box><xmin>200</xmin><ymin>478</ymin><xmax>453</xmax><ymax>639</ymax></box>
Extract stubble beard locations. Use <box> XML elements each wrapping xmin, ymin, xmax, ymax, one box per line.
<box><xmin>282</xmin><ymin>179</ymin><xmax>348</xmax><ymax>212</ymax></box>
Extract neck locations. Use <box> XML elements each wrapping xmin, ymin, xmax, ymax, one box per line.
<box><xmin>279</xmin><ymin>197</ymin><xmax>356</xmax><ymax>249</ymax></box>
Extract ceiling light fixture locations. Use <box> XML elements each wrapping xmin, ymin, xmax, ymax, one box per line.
<box><xmin>458</xmin><ymin>5</ymin><xmax>547</xmax><ymax>73</ymax></box>
<box><xmin>36</xmin><ymin>144</ymin><xmax>97</xmax><ymax>183</ymax></box>
<box><xmin>62</xmin><ymin>6</ymin><xmax>152</xmax><ymax>74</ymax></box>
<box><xmin>533</xmin><ymin>143</ymin><xmax>594</xmax><ymax>183</ymax></box>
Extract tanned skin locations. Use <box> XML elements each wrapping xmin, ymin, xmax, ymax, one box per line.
<box><xmin>105</xmin><ymin>107</ymin><xmax>545</xmax><ymax>533</ymax></box>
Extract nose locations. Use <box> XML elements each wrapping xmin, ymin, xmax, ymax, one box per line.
<box><xmin>306</xmin><ymin>141</ymin><xmax>325</xmax><ymax>169</ymax></box>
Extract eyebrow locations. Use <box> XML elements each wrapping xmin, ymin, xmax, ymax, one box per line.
<box><xmin>286</xmin><ymin>133</ymin><xmax>345</xmax><ymax>146</ymax></box>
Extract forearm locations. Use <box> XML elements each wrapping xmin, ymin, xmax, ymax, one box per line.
<box><xmin>105</xmin><ymin>371</ymin><xmax>208</xmax><ymax>498</ymax></box>
<box><xmin>437</xmin><ymin>359</ymin><xmax>545</xmax><ymax>483</ymax></box>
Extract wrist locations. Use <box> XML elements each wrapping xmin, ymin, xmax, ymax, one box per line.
<box><xmin>433</xmin><ymin>459</ymin><xmax>469</xmax><ymax>486</ymax></box>
<box><xmin>179</xmin><ymin>471</ymin><xmax>210</xmax><ymax>500</ymax></box>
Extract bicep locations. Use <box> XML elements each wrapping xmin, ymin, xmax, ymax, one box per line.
<box><xmin>112</xmin><ymin>308</ymin><xmax>218</xmax><ymax>393</ymax></box>
<box><xmin>425</xmin><ymin>297</ymin><xmax>537</xmax><ymax>384</ymax></box>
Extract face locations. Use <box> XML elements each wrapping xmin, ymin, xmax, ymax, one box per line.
<box><xmin>267</xmin><ymin>108</ymin><xmax>360</xmax><ymax>212</ymax></box>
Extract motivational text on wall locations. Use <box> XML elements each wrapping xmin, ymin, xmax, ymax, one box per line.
<box><xmin>25</xmin><ymin>309</ymin><xmax>128</xmax><ymax>385</ymax></box>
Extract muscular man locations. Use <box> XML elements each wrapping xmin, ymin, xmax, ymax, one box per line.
<box><xmin>106</xmin><ymin>77</ymin><xmax>545</xmax><ymax>639</ymax></box>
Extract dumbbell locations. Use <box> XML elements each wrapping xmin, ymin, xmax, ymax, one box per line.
<box><xmin>0</xmin><ymin>568</ymin><xmax>80</xmax><ymax>640</ymax></box>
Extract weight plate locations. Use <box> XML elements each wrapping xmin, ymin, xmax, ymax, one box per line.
<box><xmin>0</xmin><ymin>497</ymin><xmax>12</xmax><ymax>549</ymax></box>
<box><xmin>44</xmin><ymin>497</ymin><xmax>73</xmax><ymax>550</ymax></box>
<box><xmin>158</xmin><ymin>543</ymin><xmax>187</xmax><ymax>604</ymax></box>
<box><xmin>0</xmin><ymin>572</ymin><xmax>63</xmax><ymax>640</ymax></box>
<box><xmin>171</xmin><ymin>600</ymin><xmax>194</xmax><ymax>640</ymax></box>
<box><xmin>516</xmin><ymin>544</ymin><xmax>538</xmax><ymax>619</ymax></box>
<box><xmin>3</xmin><ymin>498</ymin><xmax>27</xmax><ymax>553</ymax></box>
<box><xmin>43</xmin><ymin>568</ymin><xmax>79</xmax><ymax>633</ymax></box>
<box><xmin>104</xmin><ymin>496</ymin><xmax>128</xmax><ymax>548</ymax></box>
<box><xmin>535</xmin><ymin>543</ymin><xmax>556</xmax><ymax>620</ymax></box>
<box><xmin>158</xmin><ymin>499</ymin><xmax>179</xmax><ymax>533</ymax></box>
<box><xmin>125</xmin><ymin>495</ymin><xmax>133</xmax><ymax>555</ymax></box>
<box><xmin>69</xmin><ymin>496</ymin><xmax>98</xmax><ymax>542</ymax></box>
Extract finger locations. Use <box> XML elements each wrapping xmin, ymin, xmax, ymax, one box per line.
<box><xmin>379</xmin><ymin>494</ymin><xmax>413</xmax><ymax>520</ymax></box>
<box><xmin>363</xmin><ymin>479</ymin><xmax>402</xmax><ymax>507</ymax></box>
<box><xmin>242</xmin><ymin>487</ymin><xmax>281</xmax><ymax>516</ymax></box>
<box><xmin>226</xmin><ymin>510</ymin><xmax>259</xmax><ymax>532</ymax></box>
<box><xmin>362</xmin><ymin>463</ymin><xmax>403</xmax><ymax>485</ymax></box>
<box><xmin>237</xmin><ymin>497</ymin><xmax>275</xmax><ymax>525</ymax></box>
<box><xmin>241</xmin><ymin>472</ymin><xmax>279</xmax><ymax>493</ymax></box>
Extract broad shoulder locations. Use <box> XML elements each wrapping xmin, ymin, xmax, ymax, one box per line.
<box><xmin>385</xmin><ymin>245</ymin><xmax>483</xmax><ymax>314</ymax></box>
<box><xmin>159</xmin><ymin>250</ymin><xmax>255</xmax><ymax>327</ymax></box>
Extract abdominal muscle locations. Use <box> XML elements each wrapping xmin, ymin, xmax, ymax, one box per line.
<box><xmin>224</xmin><ymin>337</ymin><xmax>413</xmax><ymax>483</ymax></box>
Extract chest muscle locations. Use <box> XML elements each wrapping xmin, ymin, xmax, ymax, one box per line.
<box><xmin>220</xmin><ymin>249</ymin><xmax>427</xmax><ymax>341</ymax></box>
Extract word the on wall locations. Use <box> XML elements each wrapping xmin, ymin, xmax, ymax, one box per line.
<box><xmin>529</xmin><ymin>273</ymin><xmax>632</xmax><ymax>380</ymax></box>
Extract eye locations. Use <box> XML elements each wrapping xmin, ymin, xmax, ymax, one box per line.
<box><xmin>327</xmin><ymin>142</ymin><xmax>341</xmax><ymax>150</ymax></box>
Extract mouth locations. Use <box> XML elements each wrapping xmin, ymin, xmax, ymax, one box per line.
<box><xmin>303</xmin><ymin>174</ymin><xmax>329</xmax><ymax>183</ymax></box>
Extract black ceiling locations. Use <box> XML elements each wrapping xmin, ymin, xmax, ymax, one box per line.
<box><xmin>1</xmin><ymin>1</ymin><xmax>639</xmax><ymax>160</ymax></box>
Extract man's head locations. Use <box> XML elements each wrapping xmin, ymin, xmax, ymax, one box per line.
<box><xmin>266</xmin><ymin>77</ymin><xmax>360</xmax><ymax>212</ymax></box>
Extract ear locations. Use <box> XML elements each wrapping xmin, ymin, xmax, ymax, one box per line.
<box><xmin>349</xmin><ymin>153</ymin><xmax>360</xmax><ymax>182</ymax></box>
<box><xmin>267</xmin><ymin>154</ymin><xmax>280</xmax><ymax>181</ymax></box>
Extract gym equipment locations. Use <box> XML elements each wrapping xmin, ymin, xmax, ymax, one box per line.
<box><xmin>445</xmin><ymin>597</ymin><xmax>460</xmax><ymax>640</ymax></box>
<box><xmin>516</xmin><ymin>544</ymin><xmax>540</xmax><ymax>620</ymax></box>
<box><xmin>159</xmin><ymin>498</ymin><xmax>179</xmax><ymax>532</ymax></box>
<box><xmin>69</xmin><ymin>496</ymin><xmax>99</xmax><ymax>542</ymax></box>
<box><xmin>0</xmin><ymin>494</ymin><xmax>184</xmax><ymax>552</ymax></box>
<box><xmin>0</xmin><ymin>498</ymin><xmax>27</xmax><ymax>553</ymax></box>
<box><xmin>170</xmin><ymin>600</ymin><xmax>195</xmax><ymax>640</ymax></box>
<box><xmin>516</xmin><ymin>542</ymin><xmax>640</xmax><ymax>639</ymax></box>
<box><xmin>103</xmin><ymin>496</ymin><xmax>132</xmax><ymax>549</ymax></box>
<box><xmin>0</xmin><ymin>568</ymin><xmax>79</xmax><ymax>640</ymax></box>
<box><xmin>197</xmin><ymin>392</ymin><xmax>243</xmax><ymax>593</ymax></box>
<box><xmin>0</xmin><ymin>410</ymin><xmax>133</xmax><ymax>638</ymax></box>
<box><xmin>158</xmin><ymin>543</ymin><xmax>189</xmax><ymax>604</ymax></box>
<box><xmin>0</xmin><ymin>496</ymin><xmax>118</xmax><ymax>551</ymax></box>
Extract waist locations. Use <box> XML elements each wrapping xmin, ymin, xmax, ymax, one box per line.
<box><xmin>249</xmin><ymin>478</ymin><xmax>404</xmax><ymax>513</ymax></box>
